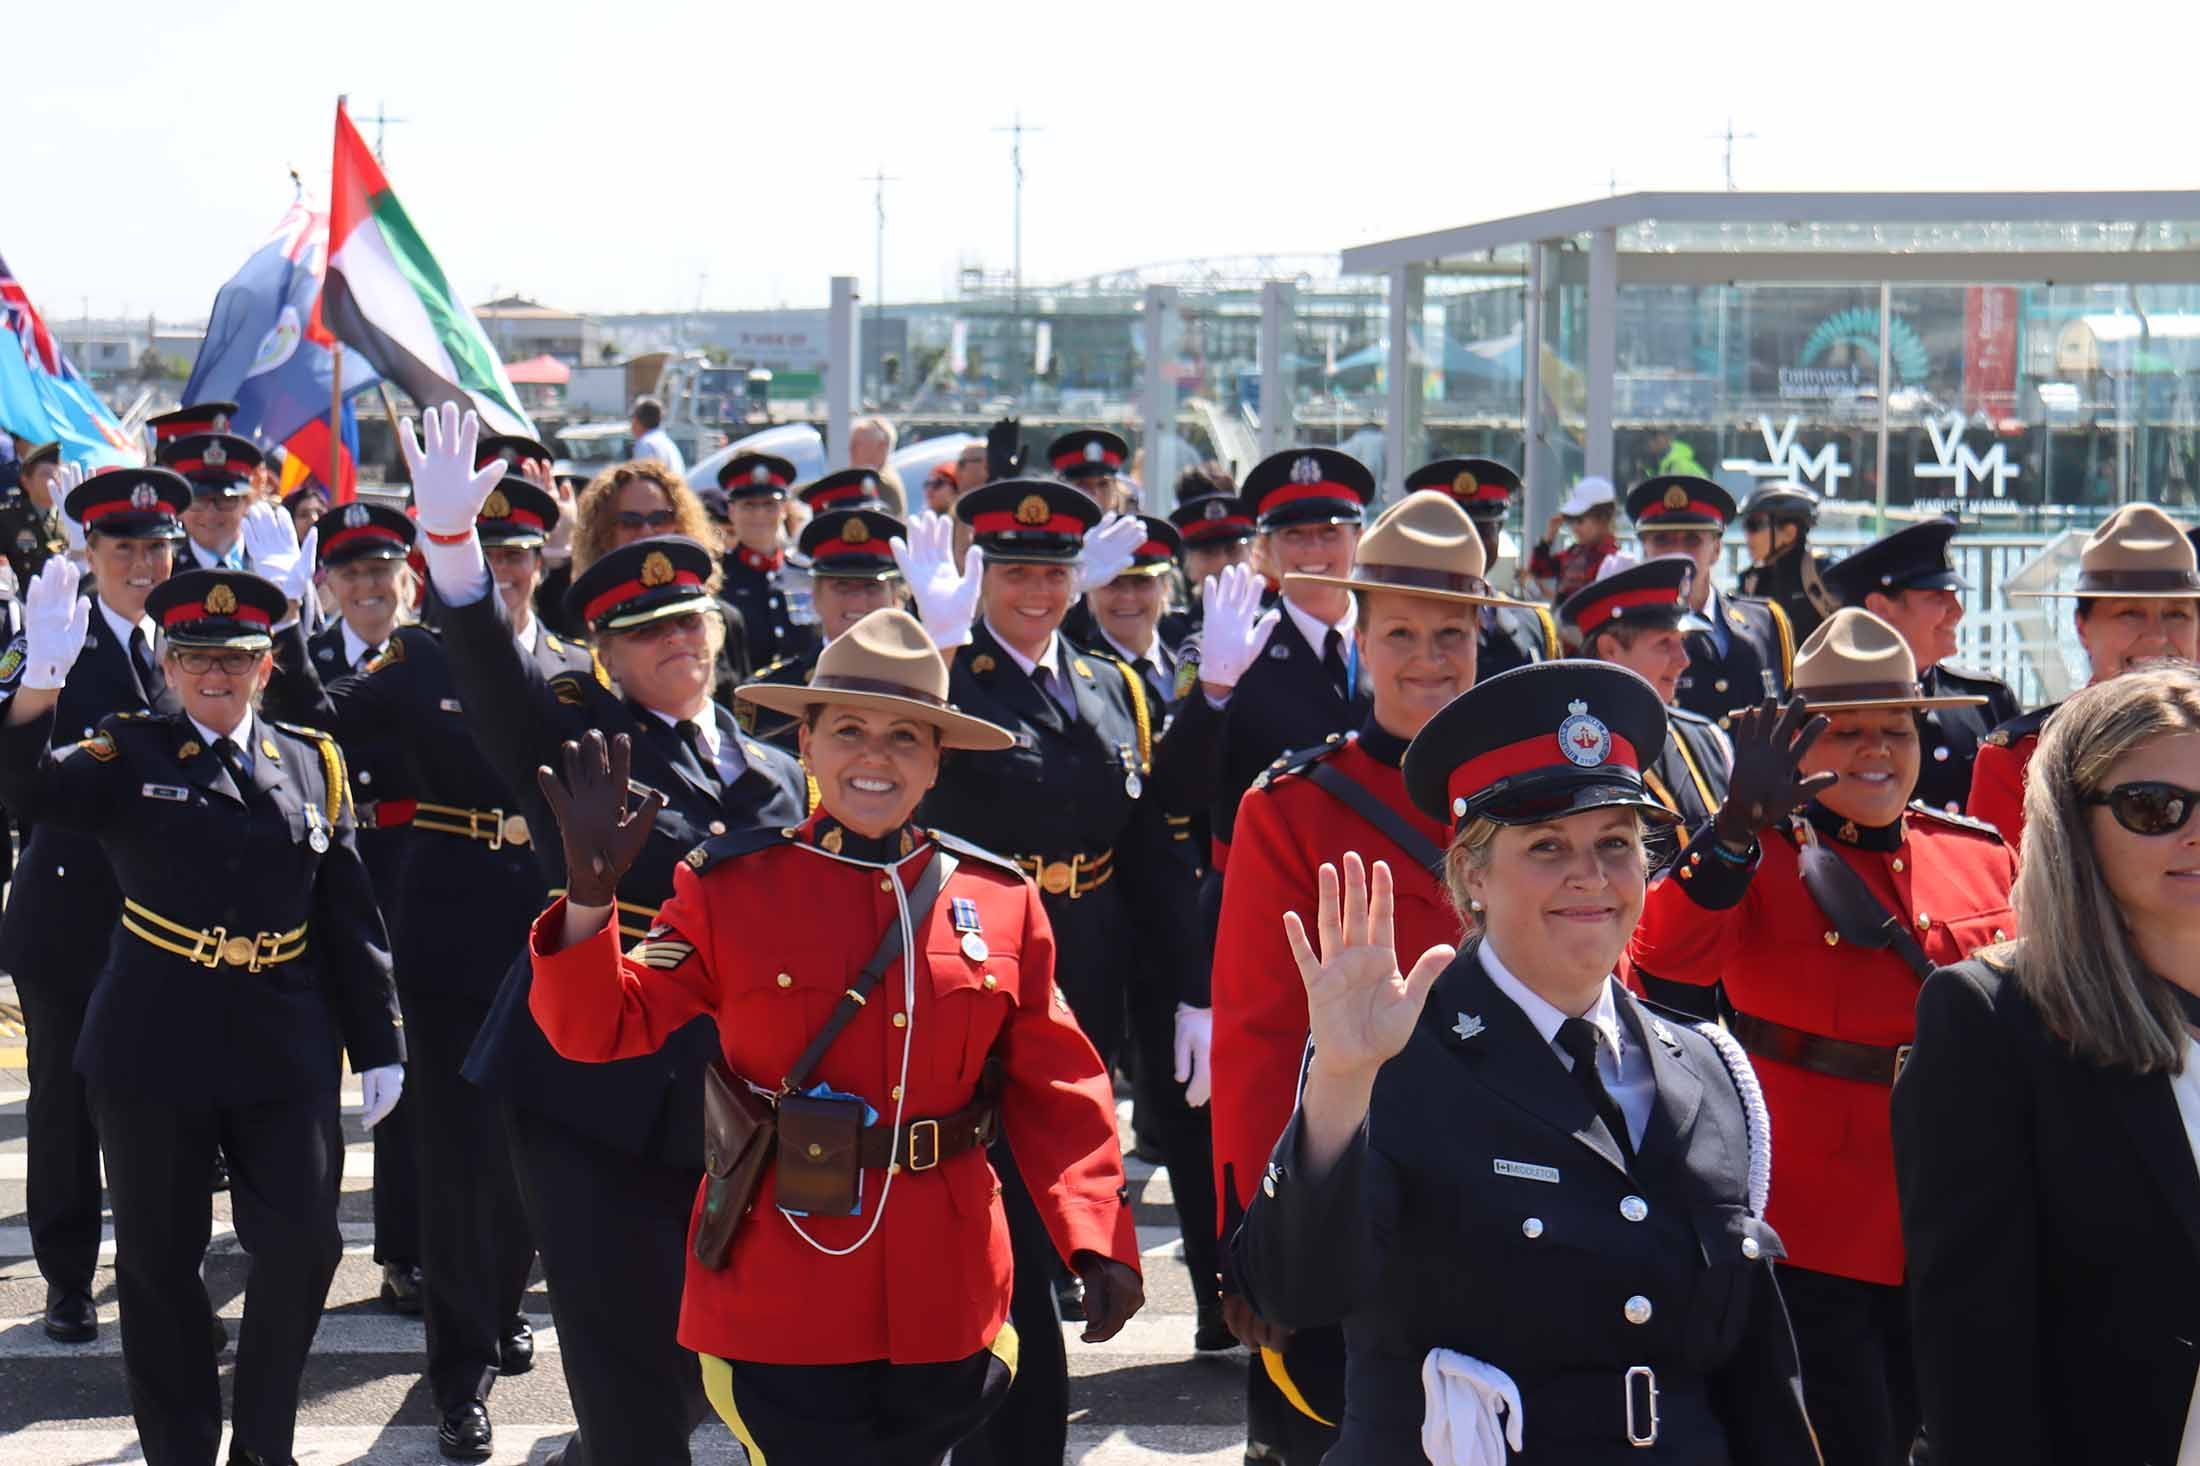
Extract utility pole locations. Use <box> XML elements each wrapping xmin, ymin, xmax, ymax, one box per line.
<box><xmin>1709</xmin><ymin>117</ymin><xmax>1758</xmax><ymax>191</ymax></box>
<box><xmin>361</xmin><ymin>101</ymin><xmax>409</xmax><ymax>164</ymax></box>
<box><xmin>990</xmin><ymin>113</ymin><xmax>1043</xmax><ymax>397</ymax></box>
<box><xmin>862</xmin><ymin>167</ymin><xmax>898</xmax><ymax>399</ymax></box>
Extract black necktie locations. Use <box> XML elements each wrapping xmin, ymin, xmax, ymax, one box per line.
<box><xmin>128</xmin><ymin>626</ymin><xmax>159</xmax><ymax>694</ymax></box>
<box><xmin>677</xmin><ymin>718</ymin><xmax>720</xmax><ymax>785</ymax></box>
<box><xmin>356</xmin><ymin>643</ymin><xmax>382</xmax><ymax>675</ymax></box>
<box><xmin>1557</xmin><ymin>1017</ymin><xmax>1635</xmax><ymax>1170</ymax></box>
<box><xmin>1030</xmin><ymin>665</ymin><xmax>1070</xmax><ymax>725</ymax></box>
<box><xmin>1321</xmin><ymin>627</ymin><xmax>1350</xmax><ymax>701</ymax></box>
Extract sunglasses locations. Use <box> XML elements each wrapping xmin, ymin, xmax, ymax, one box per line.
<box><xmin>614</xmin><ymin>508</ymin><xmax>680</xmax><ymax>531</ymax></box>
<box><xmin>1742</xmin><ymin>516</ymin><xmax>1771</xmax><ymax>533</ymax></box>
<box><xmin>2087</xmin><ymin>780</ymin><xmax>2200</xmax><ymax>836</ymax></box>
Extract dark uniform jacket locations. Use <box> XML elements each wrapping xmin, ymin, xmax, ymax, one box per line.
<box><xmin>296</xmin><ymin>621</ymin><xmax>413</xmax><ymax>899</ymax></box>
<box><xmin>1478</xmin><ymin>602</ymin><xmax>1559</xmax><ymax>683</ymax></box>
<box><xmin>1643</xmin><ymin>706</ymin><xmax>1730</xmax><ymax>854</ymax></box>
<box><xmin>1674</xmin><ymin>590</ymin><xmax>1793</xmax><ymax>731</ymax></box>
<box><xmin>0</xmin><ymin>706</ymin><xmax>401</xmax><ymax>1104</ymax></box>
<box><xmin>0</xmin><ymin>593</ymin><xmax>173</xmax><ymax>998</ymax></box>
<box><xmin>736</xmin><ymin>645</ymin><xmax>815</xmax><ymax>752</ymax></box>
<box><xmin>722</xmin><ymin>550</ymin><xmax>817</xmax><ymax>675</ymax></box>
<box><xmin>917</xmin><ymin>619</ymin><xmax>1205</xmax><ymax>1061</ymax></box>
<box><xmin>266</xmin><ymin>616</ymin><xmax>595</xmax><ymax>1003</ymax></box>
<box><xmin>436</xmin><ymin>587</ymin><xmax>807</xmax><ymax>1166</ymax></box>
<box><xmin>1737</xmin><ymin>547</ymin><xmax>1836</xmax><ymax>644</ymax></box>
<box><xmin>1236</xmin><ymin>941</ymin><xmax>1815</xmax><ymax>1464</ymax></box>
<box><xmin>1895</xmin><ymin>957</ymin><xmax>2200</xmax><ymax>1466</ymax></box>
<box><xmin>1912</xmin><ymin>662</ymin><xmax>2021</xmax><ymax>816</ymax></box>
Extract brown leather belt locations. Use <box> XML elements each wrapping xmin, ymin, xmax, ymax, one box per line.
<box><xmin>854</xmin><ymin>1094</ymin><xmax>999</xmax><ymax>1172</ymax></box>
<box><xmin>1729</xmin><ymin>1010</ymin><xmax>1911</xmax><ymax>1086</ymax></box>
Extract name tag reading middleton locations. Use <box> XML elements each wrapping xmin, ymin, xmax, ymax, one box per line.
<box><xmin>1493</xmin><ymin>1159</ymin><xmax>1561</xmax><ymax>1185</ymax></box>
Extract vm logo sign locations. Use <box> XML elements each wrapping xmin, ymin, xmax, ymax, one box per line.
<box><xmin>1915</xmin><ymin>412</ymin><xmax>2020</xmax><ymax>498</ymax></box>
<box><xmin>1721</xmin><ymin>416</ymin><xmax>1851</xmax><ymax>496</ymax></box>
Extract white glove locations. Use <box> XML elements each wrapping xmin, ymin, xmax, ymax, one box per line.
<box><xmin>889</xmin><ymin>510</ymin><xmax>984</xmax><ymax>650</ymax></box>
<box><xmin>1419</xmin><ymin>1348</ymin><xmax>1525</xmax><ymax>1466</ymax></box>
<box><xmin>358</xmin><ymin>1064</ymin><xmax>405</xmax><ymax>1130</ymax></box>
<box><xmin>268</xmin><ymin>528</ymin><xmax>319</xmax><ymax>632</ymax></box>
<box><xmin>1072</xmin><ymin>511</ymin><xmax>1144</xmax><ymax>596</ymax></box>
<box><xmin>397</xmin><ymin>401</ymin><xmax>506</xmax><ymax>538</ymax></box>
<box><xmin>1173</xmin><ymin>1004</ymin><xmax>1213</xmax><ymax>1108</ymax></box>
<box><xmin>21</xmin><ymin>557</ymin><xmax>90</xmax><ymax>690</ymax></box>
<box><xmin>1194</xmin><ymin>563</ymin><xmax>1281</xmax><ymax>692</ymax></box>
<box><xmin>241</xmin><ymin>498</ymin><xmax>302</xmax><ymax>578</ymax></box>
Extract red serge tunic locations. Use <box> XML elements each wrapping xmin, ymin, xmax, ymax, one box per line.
<box><xmin>1209</xmin><ymin>725</ymin><xmax>1462</xmax><ymax>1224</ymax></box>
<box><xmin>1630</xmin><ymin>803</ymin><xmax>2015</xmax><ymax>1285</ymax></box>
<box><xmin>527</xmin><ymin>812</ymin><xmax>1139</xmax><ymax>1365</ymax></box>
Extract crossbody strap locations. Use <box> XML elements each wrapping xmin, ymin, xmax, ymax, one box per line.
<box><xmin>781</xmin><ymin>850</ymin><xmax>959</xmax><ymax>1093</ymax></box>
<box><xmin>1794</xmin><ymin>833</ymin><xmax>1935</xmax><ymax>982</ymax></box>
<box><xmin>1305</xmin><ymin>762</ymin><xmax>1445</xmax><ymax>876</ymax></box>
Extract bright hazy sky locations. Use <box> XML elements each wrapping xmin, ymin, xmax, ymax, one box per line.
<box><xmin>7</xmin><ymin>0</ymin><xmax>2196</xmax><ymax>323</ymax></box>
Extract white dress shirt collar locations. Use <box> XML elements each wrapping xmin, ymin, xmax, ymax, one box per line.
<box><xmin>984</xmin><ymin>621</ymin><xmax>1063</xmax><ymax>682</ymax></box>
<box><xmin>1097</xmin><ymin>624</ymin><xmax>1167</xmax><ymax>675</ymax></box>
<box><xmin>1479</xmin><ymin>937</ymin><xmax>1625</xmax><ymax>1065</ymax></box>
<box><xmin>338</xmin><ymin>620</ymin><xmax>385</xmax><ymax>670</ymax></box>
<box><xmin>189</xmin><ymin>709</ymin><xmax>257</xmax><ymax>765</ymax></box>
<box><xmin>1283</xmin><ymin>592</ymin><xmax>1355</xmax><ymax>659</ymax></box>
<box><xmin>96</xmin><ymin>597</ymin><xmax>157</xmax><ymax>650</ymax></box>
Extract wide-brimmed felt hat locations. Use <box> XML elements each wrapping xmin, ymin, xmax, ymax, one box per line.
<box><xmin>1283</xmin><ymin>491</ymin><xmax>1521</xmax><ymax>609</ymax></box>
<box><xmin>1773</xmin><ymin>608</ymin><xmax>1988</xmax><ymax>717</ymax></box>
<box><xmin>1406</xmin><ymin>457</ymin><xmax>1517</xmax><ymax>522</ymax></box>
<box><xmin>2009</xmin><ymin>504</ymin><xmax>2200</xmax><ymax>600</ymax></box>
<box><xmin>146</xmin><ymin>568</ymin><xmax>285</xmax><ymax>651</ymax></box>
<box><xmin>1403</xmin><ymin>661</ymin><xmax>1676</xmax><ymax>829</ymax></box>
<box><xmin>736</xmin><ymin>608</ymin><xmax>1013</xmax><ymax>751</ymax></box>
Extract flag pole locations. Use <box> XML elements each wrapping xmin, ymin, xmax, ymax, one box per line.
<box><xmin>329</xmin><ymin>94</ymin><xmax>349</xmax><ymax>497</ymax></box>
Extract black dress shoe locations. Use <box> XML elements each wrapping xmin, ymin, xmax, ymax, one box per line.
<box><xmin>437</xmin><ymin>1399</ymin><xmax>493</xmax><ymax>1461</ymax></box>
<box><xmin>1194</xmin><ymin>1302</ymin><xmax>1236</xmax><ymax>1353</ymax></box>
<box><xmin>43</xmin><ymin>1286</ymin><xmax>97</xmax><ymax>1344</ymax></box>
<box><xmin>499</xmin><ymin>1316</ymin><xmax>534</xmax><ymax>1375</ymax></box>
<box><xmin>378</xmin><ymin>1261</ymin><xmax>423</xmax><ymax>1315</ymax></box>
<box><xmin>1052</xmin><ymin>1272</ymin><xmax>1086</xmax><ymax>1322</ymax></box>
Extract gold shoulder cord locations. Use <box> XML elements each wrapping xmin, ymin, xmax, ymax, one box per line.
<box><xmin>1114</xmin><ymin>659</ymin><xmax>1151</xmax><ymax>772</ymax></box>
<box><xmin>1534</xmin><ymin>605</ymin><xmax>1560</xmax><ymax>660</ymax></box>
<box><xmin>1764</xmin><ymin>599</ymin><xmax>1797</xmax><ymax>684</ymax></box>
<box><xmin>1667</xmin><ymin>726</ymin><xmax>1719</xmax><ymax>812</ymax></box>
<box><xmin>312</xmin><ymin>734</ymin><xmax>349</xmax><ymax>824</ymax></box>
<box><xmin>591</xmin><ymin>650</ymin><xmax>613</xmax><ymax>690</ymax></box>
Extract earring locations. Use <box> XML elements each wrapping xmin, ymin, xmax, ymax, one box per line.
<box><xmin>1469</xmin><ymin>899</ymin><xmax>1484</xmax><ymax>913</ymax></box>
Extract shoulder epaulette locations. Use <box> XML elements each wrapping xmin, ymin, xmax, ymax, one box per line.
<box><xmin>1907</xmin><ymin>801</ymin><xmax>2005</xmax><ymax>842</ymax></box>
<box><xmin>681</xmin><ymin>824</ymin><xmax>792</xmax><ymax>875</ymax></box>
<box><xmin>270</xmin><ymin>719</ymin><xmax>350</xmax><ymax>825</ymax></box>
<box><xmin>1984</xmin><ymin>702</ymin><xmax>2055</xmax><ymax>748</ymax></box>
<box><xmin>364</xmin><ymin>636</ymin><xmax>407</xmax><ymax>674</ymax></box>
<box><xmin>1252</xmin><ymin>733</ymin><xmax>1349</xmax><ymax>791</ymax></box>
<box><xmin>111</xmin><ymin>709</ymin><xmax>159</xmax><ymax>723</ymax></box>
<box><xmin>1933</xmin><ymin>662</ymin><xmax>2007</xmax><ymax>689</ymax></box>
<box><xmin>925</xmin><ymin>828</ymin><xmax>1026</xmax><ymax>879</ymax></box>
<box><xmin>755</xmin><ymin>653</ymin><xmax>800</xmax><ymax>680</ymax></box>
<box><xmin>1668</xmin><ymin>704</ymin><xmax>1717</xmax><ymax>729</ymax></box>
<box><xmin>549</xmin><ymin>670</ymin><xmax>597</xmax><ymax>708</ymax></box>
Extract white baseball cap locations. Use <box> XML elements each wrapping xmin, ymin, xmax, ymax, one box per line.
<box><xmin>1559</xmin><ymin>475</ymin><xmax>1616</xmax><ymax>517</ymax></box>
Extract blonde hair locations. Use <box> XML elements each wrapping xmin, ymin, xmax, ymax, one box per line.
<box><xmin>1441</xmin><ymin>807</ymin><xmax>1652</xmax><ymax>931</ymax></box>
<box><xmin>2000</xmin><ymin>664</ymin><xmax>2200</xmax><ymax>1073</ymax></box>
<box><xmin>572</xmin><ymin>461</ymin><xmax>725</xmax><ymax>588</ymax></box>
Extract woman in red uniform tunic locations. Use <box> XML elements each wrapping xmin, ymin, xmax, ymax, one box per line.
<box><xmin>1210</xmin><ymin>490</ymin><xmax>1520</xmax><ymax>1463</ymax></box>
<box><xmin>1970</xmin><ymin>504</ymin><xmax>2200</xmax><ymax>849</ymax></box>
<box><xmin>525</xmin><ymin>608</ymin><xmax>1143</xmax><ymax>1466</ymax></box>
<box><xmin>1632</xmin><ymin>607</ymin><xmax>2017</xmax><ymax>1466</ymax></box>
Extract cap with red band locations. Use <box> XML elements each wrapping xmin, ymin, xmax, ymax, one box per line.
<box><xmin>955</xmin><ymin>479</ymin><xmax>1102</xmax><ymax>563</ymax></box>
<box><xmin>720</xmin><ymin>452</ymin><xmax>797</xmax><ymax>498</ymax></box>
<box><xmin>566</xmin><ymin>535</ymin><xmax>717</xmax><ymax>632</ymax></box>
<box><xmin>474</xmin><ymin>434</ymin><xmax>553</xmax><ymax>472</ymax></box>
<box><xmin>146</xmin><ymin>401</ymin><xmax>238</xmax><ymax>448</ymax></box>
<box><xmin>145</xmin><ymin>568</ymin><xmax>286</xmax><ymax>650</ymax></box>
<box><xmin>1114</xmin><ymin>515</ymin><xmax>1182</xmax><ymax>577</ymax></box>
<box><xmin>1405</xmin><ymin>457</ymin><xmax>1519</xmax><ymax>520</ymax></box>
<box><xmin>1558</xmin><ymin>556</ymin><xmax>1708</xmax><ymax>640</ymax></box>
<box><xmin>1625</xmin><ymin>475</ymin><xmax>1735</xmax><ymax>530</ymax></box>
<box><xmin>1170</xmin><ymin>491</ymin><xmax>1254</xmax><ymax>545</ymax></box>
<box><xmin>798</xmin><ymin>508</ymin><xmax>906</xmax><ymax>581</ymax></box>
<box><xmin>161</xmin><ymin>432</ymin><xmax>262</xmax><ymax>494</ymax></box>
<box><xmin>476</xmin><ymin>479</ymin><xmax>560</xmax><ymax>548</ymax></box>
<box><xmin>316</xmin><ymin>501</ymin><xmax>418</xmax><ymax>567</ymax></box>
<box><xmin>798</xmin><ymin>468</ymin><xmax>885</xmax><ymax>512</ymax></box>
<box><xmin>1403</xmin><ymin>662</ymin><xmax>1674</xmax><ymax>830</ymax></box>
<box><xmin>65</xmin><ymin>468</ymin><xmax>190</xmax><ymax>540</ymax></box>
<box><xmin>1047</xmin><ymin>428</ymin><xmax>1129</xmax><ymax>482</ymax></box>
<box><xmin>1240</xmin><ymin>447</ymin><xmax>1374</xmax><ymax>531</ymax></box>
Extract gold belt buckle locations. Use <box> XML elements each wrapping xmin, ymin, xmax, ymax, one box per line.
<box><xmin>1038</xmin><ymin>860</ymin><xmax>1073</xmax><ymax>896</ymax></box>
<box><xmin>219</xmin><ymin>934</ymin><xmax>258</xmax><ymax>969</ymax></box>
<box><xmin>500</xmin><ymin>813</ymin><xmax>530</xmax><ymax>848</ymax></box>
<box><xmin>906</xmin><ymin>1119</ymin><xmax>942</xmax><ymax>1171</ymax></box>
<box><xmin>189</xmin><ymin>924</ymin><xmax>227</xmax><ymax>970</ymax></box>
<box><xmin>1893</xmin><ymin>1043</ymin><xmax>1914</xmax><ymax>1080</ymax></box>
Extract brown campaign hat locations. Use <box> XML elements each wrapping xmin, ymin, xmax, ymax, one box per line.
<box><xmin>2008</xmin><ymin>503</ymin><xmax>2200</xmax><ymax>599</ymax></box>
<box><xmin>1770</xmin><ymin>608</ymin><xmax>1989</xmax><ymax>716</ymax></box>
<box><xmin>736</xmin><ymin>609</ymin><xmax>1015</xmax><ymax>751</ymax></box>
<box><xmin>1282</xmin><ymin>491</ymin><xmax>1523</xmax><ymax>608</ymax></box>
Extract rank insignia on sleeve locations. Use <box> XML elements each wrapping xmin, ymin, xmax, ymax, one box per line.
<box><xmin>970</xmin><ymin>654</ymin><xmax>996</xmax><ymax>676</ymax></box>
<box><xmin>552</xmin><ymin>676</ymin><xmax>587</xmax><ymax>707</ymax></box>
<box><xmin>75</xmin><ymin>732</ymin><xmax>117</xmax><ymax>763</ymax></box>
<box><xmin>629</xmin><ymin>937</ymin><xmax>697</xmax><ymax>971</ymax></box>
<box><xmin>0</xmin><ymin>641</ymin><xmax>24</xmax><ymax>687</ymax></box>
<box><xmin>1173</xmin><ymin>659</ymin><xmax>1198</xmax><ymax>700</ymax></box>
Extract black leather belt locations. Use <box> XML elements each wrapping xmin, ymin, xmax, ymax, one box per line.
<box><xmin>854</xmin><ymin>1094</ymin><xmax>998</xmax><ymax>1172</ymax></box>
<box><xmin>1526</xmin><ymin>1365</ymin><xmax>1701</xmax><ymax>1449</ymax></box>
<box><xmin>1730</xmin><ymin>1010</ymin><xmax>1910</xmax><ymax>1086</ymax></box>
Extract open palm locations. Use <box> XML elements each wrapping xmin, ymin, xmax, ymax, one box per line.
<box><xmin>1283</xmin><ymin>853</ymin><xmax>1456</xmax><ymax>1081</ymax></box>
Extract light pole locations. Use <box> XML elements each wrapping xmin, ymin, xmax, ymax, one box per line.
<box><xmin>991</xmin><ymin>113</ymin><xmax>1043</xmax><ymax>398</ymax></box>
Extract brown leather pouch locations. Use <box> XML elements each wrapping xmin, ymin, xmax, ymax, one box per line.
<box><xmin>774</xmin><ymin>1093</ymin><xmax>866</xmax><ymax>1216</ymax></box>
<box><xmin>694</xmin><ymin>1059</ymin><xmax>776</xmax><ymax>1269</ymax></box>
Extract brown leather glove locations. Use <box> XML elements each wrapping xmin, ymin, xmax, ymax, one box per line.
<box><xmin>1713</xmin><ymin>696</ymin><xmax>1837</xmax><ymax>850</ymax></box>
<box><xmin>1073</xmin><ymin>1252</ymin><xmax>1144</xmax><ymax>1344</ymax></box>
<box><xmin>536</xmin><ymin>730</ymin><xmax>666</xmax><ymax>906</ymax></box>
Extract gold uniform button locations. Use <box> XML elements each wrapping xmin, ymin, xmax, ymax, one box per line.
<box><xmin>892</xmin><ymin>1013</ymin><xmax>908</xmax><ymax>1029</ymax></box>
<box><xmin>776</xmin><ymin>973</ymin><xmax>793</xmax><ymax>988</ymax></box>
<box><xmin>1824</xmin><ymin>931</ymin><xmax>1839</xmax><ymax>947</ymax></box>
<box><xmin>890</xmin><ymin>1086</ymin><xmax>903</xmax><ymax>1101</ymax></box>
<box><xmin>1916</xmin><ymin>911</ymin><xmax>1931</xmax><ymax>930</ymax></box>
<box><xmin>880</xmin><ymin>879</ymin><xmax>893</xmax><ymax>892</ymax></box>
<box><xmin>1993</xmin><ymin>928</ymin><xmax>2007</xmax><ymax>941</ymax></box>
<box><xmin>709</xmin><ymin>820</ymin><xmax>727</xmax><ymax>835</ymax></box>
<box><xmin>806</xmin><ymin>1143</ymin><xmax>823</xmax><ymax>1159</ymax></box>
<box><xmin>1713</xmin><ymin>678</ymin><xmax>1729</xmax><ymax>694</ymax></box>
<box><xmin>982</xmin><ymin>974</ymin><xmax>998</xmax><ymax>991</ymax></box>
<box><xmin>1891</xmin><ymin>858</ymin><xmax>1904</xmax><ymax>873</ymax></box>
<box><xmin>1624</xmin><ymin>1295</ymin><xmax>1653</xmax><ymax>1325</ymax></box>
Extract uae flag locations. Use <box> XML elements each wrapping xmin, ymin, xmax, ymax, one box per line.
<box><xmin>321</xmin><ymin>99</ymin><xmax>532</xmax><ymax>436</ymax></box>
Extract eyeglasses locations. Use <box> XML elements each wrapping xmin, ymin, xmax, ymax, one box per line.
<box><xmin>2086</xmin><ymin>780</ymin><xmax>2200</xmax><ymax>836</ymax></box>
<box><xmin>172</xmin><ymin>650</ymin><xmax>260</xmax><ymax>676</ymax></box>
<box><xmin>619</xmin><ymin>611</ymin><xmax>709</xmax><ymax>644</ymax></box>
<box><xmin>613</xmin><ymin>509</ymin><xmax>680</xmax><ymax>531</ymax></box>
<box><xmin>1742</xmin><ymin>516</ymin><xmax>1771</xmax><ymax>533</ymax></box>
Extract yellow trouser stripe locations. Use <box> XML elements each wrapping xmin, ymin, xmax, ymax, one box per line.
<box><xmin>699</xmin><ymin>1354</ymin><xmax>766</xmax><ymax>1465</ymax></box>
<box><xmin>1262</xmin><ymin>1344</ymin><xmax>1337</xmax><ymax>1427</ymax></box>
<box><xmin>987</xmin><ymin>1321</ymin><xmax>1020</xmax><ymax>1383</ymax></box>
